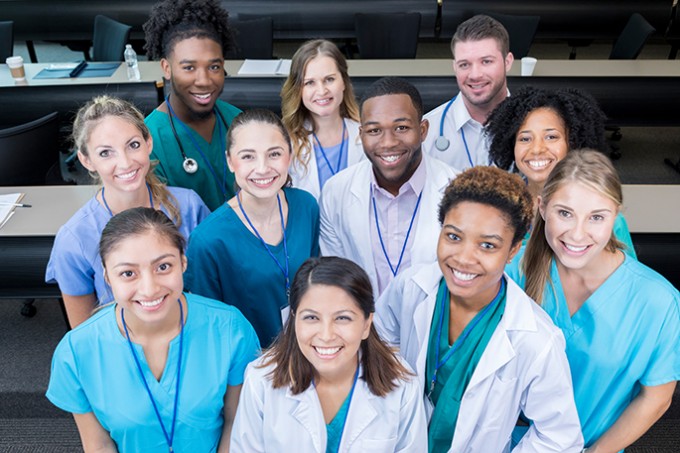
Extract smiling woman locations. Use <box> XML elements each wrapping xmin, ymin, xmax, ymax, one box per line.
<box><xmin>46</xmin><ymin>207</ymin><xmax>259</xmax><ymax>453</ymax></box>
<box><xmin>45</xmin><ymin>96</ymin><xmax>210</xmax><ymax>328</ymax></box>
<box><xmin>376</xmin><ymin>165</ymin><xmax>584</xmax><ymax>452</ymax></box>
<box><xmin>230</xmin><ymin>256</ymin><xmax>427</xmax><ymax>453</ymax></box>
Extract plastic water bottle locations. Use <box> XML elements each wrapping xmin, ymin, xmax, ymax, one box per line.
<box><xmin>124</xmin><ymin>44</ymin><xmax>141</xmax><ymax>81</ymax></box>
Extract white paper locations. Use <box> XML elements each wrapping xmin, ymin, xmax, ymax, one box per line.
<box><xmin>237</xmin><ymin>59</ymin><xmax>291</xmax><ymax>76</ymax></box>
<box><xmin>0</xmin><ymin>193</ymin><xmax>22</xmax><ymax>229</ymax></box>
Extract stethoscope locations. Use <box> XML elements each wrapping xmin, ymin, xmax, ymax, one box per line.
<box><xmin>166</xmin><ymin>95</ymin><xmax>228</xmax><ymax>175</ymax></box>
<box><xmin>434</xmin><ymin>95</ymin><xmax>474</xmax><ymax>168</ymax></box>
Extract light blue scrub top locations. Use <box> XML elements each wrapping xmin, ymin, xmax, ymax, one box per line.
<box><xmin>507</xmin><ymin>253</ymin><xmax>680</xmax><ymax>449</ymax></box>
<box><xmin>314</xmin><ymin>139</ymin><xmax>349</xmax><ymax>190</ymax></box>
<box><xmin>46</xmin><ymin>293</ymin><xmax>260</xmax><ymax>452</ymax></box>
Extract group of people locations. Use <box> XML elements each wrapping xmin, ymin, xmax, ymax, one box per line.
<box><xmin>43</xmin><ymin>1</ymin><xmax>678</xmax><ymax>452</ymax></box>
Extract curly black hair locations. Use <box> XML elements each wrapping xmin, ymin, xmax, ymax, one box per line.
<box><xmin>485</xmin><ymin>86</ymin><xmax>608</xmax><ymax>171</ymax></box>
<box><xmin>142</xmin><ymin>0</ymin><xmax>235</xmax><ymax>60</ymax></box>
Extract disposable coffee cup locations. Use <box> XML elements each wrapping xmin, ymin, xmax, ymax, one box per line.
<box><xmin>6</xmin><ymin>56</ymin><xmax>26</xmax><ymax>81</ymax></box>
<box><xmin>521</xmin><ymin>57</ymin><xmax>537</xmax><ymax>77</ymax></box>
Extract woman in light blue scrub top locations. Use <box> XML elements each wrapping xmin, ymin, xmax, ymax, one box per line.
<box><xmin>508</xmin><ymin>150</ymin><xmax>679</xmax><ymax>452</ymax></box>
<box><xmin>231</xmin><ymin>257</ymin><xmax>427</xmax><ymax>453</ymax></box>
<box><xmin>486</xmin><ymin>86</ymin><xmax>637</xmax><ymax>257</ymax></box>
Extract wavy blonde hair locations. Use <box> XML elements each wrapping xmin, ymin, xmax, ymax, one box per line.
<box><xmin>72</xmin><ymin>95</ymin><xmax>181</xmax><ymax>226</ymax></box>
<box><xmin>280</xmin><ymin>39</ymin><xmax>359</xmax><ymax>173</ymax></box>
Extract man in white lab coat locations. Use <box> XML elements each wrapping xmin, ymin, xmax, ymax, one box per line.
<box><xmin>319</xmin><ymin>77</ymin><xmax>458</xmax><ymax>296</ymax></box>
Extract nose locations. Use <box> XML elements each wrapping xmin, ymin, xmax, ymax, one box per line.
<box><xmin>453</xmin><ymin>240</ymin><xmax>477</xmax><ymax>267</ymax></box>
<box><xmin>194</xmin><ymin>67</ymin><xmax>210</xmax><ymax>86</ymax></box>
<box><xmin>116</xmin><ymin>150</ymin><xmax>133</xmax><ymax>169</ymax></box>
<box><xmin>138</xmin><ymin>271</ymin><xmax>159</xmax><ymax>297</ymax></box>
<box><xmin>570</xmin><ymin>218</ymin><xmax>588</xmax><ymax>241</ymax></box>
<box><xmin>468</xmin><ymin>62</ymin><xmax>482</xmax><ymax>79</ymax></box>
<box><xmin>254</xmin><ymin>154</ymin><xmax>269</xmax><ymax>173</ymax></box>
<box><xmin>318</xmin><ymin>319</ymin><xmax>336</xmax><ymax>342</ymax></box>
<box><xmin>531</xmin><ymin>137</ymin><xmax>547</xmax><ymax>155</ymax></box>
<box><xmin>380</xmin><ymin>129</ymin><xmax>399</xmax><ymax>149</ymax></box>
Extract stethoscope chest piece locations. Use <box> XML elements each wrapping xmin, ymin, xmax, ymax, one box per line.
<box><xmin>182</xmin><ymin>157</ymin><xmax>199</xmax><ymax>174</ymax></box>
<box><xmin>435</xmin><ymin>135</ymin><xmax>450</xmax><ymax>151</ymax></box>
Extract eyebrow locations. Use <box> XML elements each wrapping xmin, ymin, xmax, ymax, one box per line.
<box><xmin>236</xmin><ymin>146</ymin><xmax>285</xmax><ymax>155</ymax></box>
<box><xmin>298</xmin><ymin>308</ymin><xmax>358</xmax><ymax>316</ymax></box>
<box><xmin>443</xmin><ymin>224</ymin><xmax>504</xmax><ymax>242</ymax></box>
<box><xmin>178</xmin><ymin>58</ymin><xmax>223</xmax><ymax>64</ymax></box>
<box><xmin>112</xmin><ymin>253</ymin><xmax>176</xmax><ymax>269</ymax></box>
<box><xmin>553</xmin><ymin>203</ymin><xmax>613</xmax><ymax>213</ymax></box>
<box><xmin>303</xmin><ymin>72</ymin><xmax>338</xmax><ymax>81</ymax></box>
<box><xmin>362</xmin><ymin>117</ymin><xmax>413</xmax><ymax>126</ymax></box>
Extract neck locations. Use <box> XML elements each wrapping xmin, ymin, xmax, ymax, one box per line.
<box><xmin>449</xmin><ymin>279</ymin><xmax>501</xmax><ymax>314</ymax></box>
<box><xmin>315</xmin><ymin>357</ymin><xmax>359</xmax><ymax>388</ymax></box>
<box><xmin>238</xmin><ymin>190</ymin><xmax>283</xmax><ymax>225</ymax></box>
<box><xmin>463</xmin><ymin>88</ymin><xmax>506</xmax><ymax>124</ymax></box>
<box><xmin>375</xmin><ymin>153</ymin><xmax>422</xmax><ymax>197</ymax></box>
<box><xmin>313</xmin><ymin>113</ymin><xmax>344</xmax><ymax>139</ymax></box>
<box><xmin>118</xmin><ymin>296</ymin><xmax>184</xmax><ymax>342</ymax></box>
<box><xmin>101</xmin><ymin>183</ymin><xmax>150</xmax><ymax>214</ymax></box>
<box><xmin>557</xmin><ymin>248</ymin><xmax>622</xmax><ymax>285</ymax></box>
<box><xmin>527</xmin><ymin>180</ymin><xmax>543</xmax><ymax>201</ymax></box>
<box><xmin>168</xmin><ymin>94</ymin><xmax>214</xmax><ymax>128</ymax></box>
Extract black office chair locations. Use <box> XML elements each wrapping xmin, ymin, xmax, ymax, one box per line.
<box><xmin>226</xmin><ymin>17</ymin><xmax>274</xmax><ymax>59</ymax></box>
<box><xmin>354</xmin><ymin>12</ymin><xmax>421</xmax><ymax>59</ymax></box>
<box><xmin>606</xmin><ymin>13</ymin><xmax>656</xmax><ymax>158</ymax></box>
<box><xmin>665</xmin><ymin>0</ymin><xmax>680</xmax><ymax>59</ymax></box>
<box><xmin>88</xmin><ymin>14</ymin><xmax>132</xmax><ymax>61</ymax></box>
<box><xmin>0</xmin><ymin>112</ymin><xmax>61</xmax><ymax>186</ymax></box>
<box><xmin>609</xmin><ymin>13</ymin><xmax>656</xmax><ymax>59</ymax></box>
<box><xmin>0</xmin><ymin>20</ymin><xmax>13</xmax><ymax>62</ymax></box>
<box><xmin>486</xmin><ymin>12</ymin><xmax>540</xmax><ymax>59</ymax></box>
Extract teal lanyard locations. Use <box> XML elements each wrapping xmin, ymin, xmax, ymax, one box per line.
<box><xmin>312</xmin><ymin>119</ymin><xmax>348</xmax><ymax>176</ymax></box>
<box><xmin>317</xmin><ymin>364</ymin><xmax>360</xmax><ymax>452</ymax></box>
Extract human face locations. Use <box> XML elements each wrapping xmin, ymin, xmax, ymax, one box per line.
<box><xmin>78</xmin><ymin>116</ymin><xmax>151</xmax><ymax>194</ymax></box>
<box><xmin>453</xmin><ymin>38</ymin><xmax>513</xmax><ymax>114</ymax></box>
<box><xmin>438</xmin><ymin>202</ymin><xmax>520</xmax><ymax>308</ymax></box>
<box><xmin>360</xmin><ymin>94</ymin><xmax>428</xmax><ymax>195</ymax></box>
<box><xmin>104</xmin><ymin>230</ymin><xmax>186</xmax><ymax>325</ymax></box>
<box><xmin>539</xmin><ymin>182</ymin><xmax>618</xmax><ymax>273</ymax></box>
<box><xmin>161</xmin><ymin>37</ymin><xmax>225</xmax><ymax>120</ymax></box>
<box><xmin>302</xmin><ymin>55</ymin><xmax>346</xmax><ymax>121</ymax></box>
<box><xmin>227</xmin><ymin>122</ymin><xmax>291</xmax><ymax>200</ymax></box>
<box><xmin>514</xmin><ymin>108</ymin><xmax>569</xmax><ymax>188</ymax></box>
<box><xmin>295</xmin><ymin>284</ymin><xmax>372</xmax><ymax>383</ymax></box>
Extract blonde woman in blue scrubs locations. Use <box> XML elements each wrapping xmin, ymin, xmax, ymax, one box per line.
<box><xmin>508</xmin><ymin>150</ymin><xmax>679</xmax><ymax>452</ymax></box>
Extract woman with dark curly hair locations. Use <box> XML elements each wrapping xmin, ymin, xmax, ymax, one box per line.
<box><xmin>143</xmin><ymin>0</ymin><xmax>242</xmax><ymax>211</ymax></box>
<box><xmin>485</xmin><ymin>86</ymin><xmax>636</xmax><ymax>256</ymax></box>
<box><xmin>377</xmin><ymin>166</ymin><xmax>583</xmax><ymax>452</ymax></box>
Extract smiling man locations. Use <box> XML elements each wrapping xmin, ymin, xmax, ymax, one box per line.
<box><xmin>142</xmin><ymin>0</ymin><xmax>242</xmax><ymax>211</ymax></box>
<box><xmin>320</xmin><ymin>78</ymin><xmax>457</xmax><ymax>296</ymax></box>
<box><xmin>423</xmin><ymin>15</ymin><xmax>514</xmax><ymax>170</ymax></box>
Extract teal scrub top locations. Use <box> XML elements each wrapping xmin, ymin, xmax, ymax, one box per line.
<box><xmin>507</xmin><ymin>253</ymin><xmax>679</xmax><ymax>448</ymax></box>
<box><xmin>46</xmin><ymin>293</ymin><xmax>260</xmax><ymax>452</ymax></box>
<box><xmin>146</xmin><ymin>99</ymin><xmax>241</xmax><ymax>211</ymax></box>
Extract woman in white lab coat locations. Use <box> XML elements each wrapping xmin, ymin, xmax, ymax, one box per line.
<box><xmin>376</xmin><ymin>166</ymin><xmax>583</xmax><ymax>452</ymax></box>
<box><xmin>231</xmin><ymin>256</ymin><xmax>427</xmax><ymax>453</ymax></box>
<box><xmin>281</xmin><ymin>39</ymin><xmax>364</xmax><ymax>200</ymax></box>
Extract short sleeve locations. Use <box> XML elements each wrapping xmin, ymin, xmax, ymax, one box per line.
<box><xmin>184</xmin><ymin>231</ymin><xmax>223</xmax><ymax>301</ymax></box>
<box><xmin>45</xmin><ymin>226</ymin><xmax>95</xmax><ymax>296</ymax></box>
<box><xmin>46</xmin><ymin>335</ymin><xmax>92</xmax><ymax>414</ymax></box>
<box><xmin>640</xmin><ymin>294</ymin><xmax>680</xmax><ymax>386</ymax></box>
<box><xmin>227</xmin><ymin>311</ymin><xmax>261</xmax><ymax>387</ymax></box>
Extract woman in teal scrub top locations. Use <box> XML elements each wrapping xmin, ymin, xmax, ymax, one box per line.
<box><xmin>511</xmin><ymin>150</ymin><xmax>679</xmax><ymax>452</ymax></box>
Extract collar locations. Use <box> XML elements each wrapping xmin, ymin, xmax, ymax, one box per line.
<box><xmin>370</xmin><ymin>154</ymin><xmax>427</xmax><ymax>198</ymax></box>
<box><xmin>452</xmin><ymin>88</ymin><xmax>511</xmax><ymax>132</ymax></box>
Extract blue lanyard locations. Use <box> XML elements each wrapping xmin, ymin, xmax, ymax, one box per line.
<box><xmin>439</xmin><ymin>96</ymin><xmax>474</xmax><ymax>168</ymax></box>
<box><xmin>101</xmin><ymin>183</ymin><xmax>154</xmax><ymax>216</ymax></box>
<box><xmin>315</xmin><ymin>363</ymin><xmax>360</xmax><ymax>452</ymax></box>
<box><xmin>428</xmin><ymin>278</ymin><xmax>506</xmax><ymax>398</ymax></box>
<box><xmin>121</xmin><ymin>298</ymin><xmax>184</xmax><ymax>452</ymax></box>
<box><xmin>166</xmin><ymin>96</ymin><xmax>229</xmax><ymax>199</ymax></box>
<box><xmin>371</xmin><ymin>187</ymin><xmax>423</xmax><ymax>277</ymax></box>
<box><xmin>236</xmin><ymin>190</ymin><xmax>290</xmax><ymax>299</ymax></box>
<box><xmin>312</xmin><ymin>119</ymin><xmax>347</xmax><ymax>176</ymax></box>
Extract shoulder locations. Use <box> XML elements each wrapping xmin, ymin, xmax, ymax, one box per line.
<box><xmin>186</xmin><ymin>292</ymin><xmax>252</xmax><ymax>328</ymax></box>
<box><xmin>324</xmin><ymin>160</ymin><xmax>371</xmax><ymax>192</ymax></box>
<box><xmin>505</xmin><ymin>278</ymin><xmax>564</xmax><ymax>347</ymax></box>
<box><xmin>423</xmin><ymin>153</ymin><xmax>459</xmax><ymax>181</ymax></box>
<box><xmin>62</xmin><ymin>304</ymin><xmax>117</xmax><ymax>346</ymax></box>
<box><xmin>167</xmin><ymin>186</ymin><xmax>203</xmax><ymax>204</ymax></box>
<box><xmin>424</xmin><ymin>101</ymin><xmax>449</xmax><ymax>121</ymax></box>
<box><xmin>55</xmin><ymin>198</ymin><xmax>104</xmax><ymax>243</ymax></box>
<box><xmin>619</xmin><ymin>257</ymin><xmax>680</xmax><ymax>306</ymax></box>
<box><xmin>145</xmin><ymin>109</ymin><xmax>169</xmax><ymax>130</ymax></box>
<box><xmin>191</xmin><ymin>203</ymin><xmax>234</xmax><ymax>233</ymax></box>
<box><xmin>216</xmin><ymin>100</ymin><xmax>242</xmax><ymax>123</ymax></box>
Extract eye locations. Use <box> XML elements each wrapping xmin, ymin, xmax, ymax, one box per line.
<box><xmin>304</xmin><ymin>80</ymin><xmax>314</xmax><ymax>86</ymax></box>
<box><xmin>336</xmin><ymin>315</ymin><xmax>353</xmax><ymax>322</ymax></box>
<box><xmin>558</xmin><ymin>209</ymin><xmax>572</xmax><ymax>218</ymax></box>
<box><xmin>482</xmin><ymin>58</ymin><xmax>493</xmax><ymax>65</ymax></box>
<box><xmin>240</xmin><ymin>153</ymin><xmax>254</xmax><ymax>161</ymax></box>
<box><xmin>119</xmin><ymin>270</ymin><xmax>135</xmax><ymax>279</ymax></box>
<box><xmin>446</xmin><ymin>232</ymin><xmax>461</xmax><ymax>241</ymax></box>
<box><xmin>396</xmin><ymin>125</ymin><xmax>410</xmax><ymax>132</ymax></box>
<box><xmin>129</xmin><ymin>140</ymin><xmax>141</xmax><ymax>149</ymax></box>
<box><xmin>301</xmin><ymin>314</ymin><xmax>318</xmax><ymax>321</ymax></box>
<box><xmin>269</xmin><ymin>150</ymin><xmax>282</xmax><ymax>158</ymax></box>
<box><xmin>516</xmin><ymin>135</ymin><xmax>531</xmax><ymax>143</ymax></box>
<box><xmin>157</xmin><ymin>262</ymin><xmax>172</xmax><ymax>272</ymax></box>
<box><xmin>182</xmin><ymin>65</ymin><xmax>194</xmax><ymax>71</ymax></box>
<box><xmin>326</xmin><ymin>76</ymin><xmax>335</xmax><ymax>83</ymax></box>
<box><xmin>457</xmin><ymin>62</ymin><xmax>469</xmax><ymax>70</ymax></box>
<box><xmin>591</xmin><ymin>214</ymin><xmax>604</xmax><ymax>222</ymax></box>
<box><xmin>364</xmin><ymin>128</ymin><xmax>380</xmax><ymax>135</ymax></box>
<box><xmin>98</xmin><ymin>149</ymin><xmax>111</xmax><ymax>158</ymax></box>
<box><xmin>480</xmin><ymin>242</ymin><xmax>496</xmax><ymax>250</ymax></box>
<box><xmin>210</xmin><ymin>64</ymin><xmax>222</xmax><ymax>71</ymax></box>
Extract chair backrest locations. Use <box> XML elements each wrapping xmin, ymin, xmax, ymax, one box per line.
<box><xmin>355</xmin><ymin>12</ymin><xmax>421</xmax><ymax>59</ymax></box>
<box><xmin>0</xmin><ymin>20</ymin><xmax>13</xmax><ymax>62</ymax></box>
<box><xmin>0</xmin><ymin>112</ymin><xmax>60</xmax><ymax>186</ymax></box>
<box><xmin>92</xmin><ymin>14</ymin><xmax>132</xmax><ymax>62</ymax></box>
<box><xmin>227</xmin><ymin>17</ymin><xmax>274</xmax><ymax>59</ymax></box>
<box><xmin>485</xmin><ymin>12</ymin><xmax>540</xmax><ymax>59</ymax></box>
<box><xmin>609</xmin><ymin>13</ymin><xmax>656</xmax><ymax>59</ymax></box>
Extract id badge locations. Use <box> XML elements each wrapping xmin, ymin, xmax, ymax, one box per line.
<box><xmin>280</xmin><ymin>304</ymin><xmax>290</xmax><ymax>325</ymax></box>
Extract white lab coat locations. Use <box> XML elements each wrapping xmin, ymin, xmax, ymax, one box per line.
<box><xmin>289</xmin><ymin>119</ymin><xmax>365</xmax><ymax>201</ymax></box>
<box><xmin>319</xmin><ymin>154</ymin><xmax>457</xmax><ymax>297</ymax></box>
<box><xmin>376</xmin><ymin>262</ymin><xmax>584</xmax><ymax>453</ymax></box>
<box><xmin>230</xmin><ymin>359</ymin><xmax>428</xmax><ymax>453</ymax></box>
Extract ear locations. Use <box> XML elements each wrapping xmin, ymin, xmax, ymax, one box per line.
<box><xmin>78</xmin><ymin>150</ymin><xmax>96</xmax><ymax>172</ymax></box>
<box><xmin>505</xmin><ymin>52</ymin><xmax>514</xmax><ymax>72</ymax></box>
<box><xmin>420</xmin><ymin>118</ymin><xmax>430</xmax><ymax>142</ymax></box>
<box><xmin>181</xmin><ymin>255</ymin><xmax>187</xmax><ymax>273</ymax></box>
<box><xmin>537</xmin><ymin>195</ymin><xmax>546</xmax><ymax>220</ymax></box>
<box><xmin>160</xmin><ymin>58</ymin><xmax>171</xmax><ymax>81</ymax></box>
<box><xmin>362</xmin><ymin>312</ymin><xmax>373</xmax><ymax>340</ymax></box>
<box><xmin>145</xmin><ymin>134</ymin><xmax>153</xmax><ymax>156</ymax></box>
<box><xmin>508</xmin><ymin>240</ymin><xmax>522</xmax><ymax>264</ymax></box>
<box><xmin>451</xmin><ymin>59</ymin><xmax>457</xmax><ymax>75</ymax></box>
<box><xmin>226</xmin><ymin>152</ymin><xmax>234</xmax><ymax>173</ymax></box>
<box><xmin>103</xmin><ymin>268</ymin><xmax>110</xmax><ymax>286</ymax></box>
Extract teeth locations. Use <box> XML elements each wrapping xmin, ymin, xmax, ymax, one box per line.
<box><xmin>116</xmin><ymin>169</ymin><xmax>137</xmax><ymax>180</ymax></box>
<box><xmin>380</xmin><ymin>155</ymin><xmax>400</xmax><ymax>163</ymax></box>
<box><xmin>565</xmin><ymin>244</ymin><xmax>588</xmax><ymax>252</ymax></box>
<box><xmin>252</xmin><ymin>177</ymin><xmax>275</xmax><ymax>185</ymax></box>
<box><xmin>138</xmin><ymin>297</ymin><xmax>163</xmax><ymax>307</ymax></box>
<box><xmin>453</xmin><ymin>270</ymin><xmax>477</xmax><ymax>281</ymax></box>
<box><xmin>315</xmin><ymin>346</ymin><xmax>341</xmax><ymax>355</ymax></box>
<box><xmin>528</xmin><ymin>160</ymin><xmax>551</xmax><ymax>169</ymax></box>
<box><xmin>194</xmin><ymin>93</ymin><xmax>210</xmax><ymax>99</ymax></box>
<box><xmin>314</xmin><ymin>98</ymin><xmax>331</xmax><ymax>105</ymax></box>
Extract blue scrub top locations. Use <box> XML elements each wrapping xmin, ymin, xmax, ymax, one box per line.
<box><xmin>507</xmin><ymin>252</ymin><xmax>679</xmax><ymax>448</ymax></box>
<box><xmin>46</xmin><ymin>293</ymin><xmax>260</xmax><ymax>452</ymax></box>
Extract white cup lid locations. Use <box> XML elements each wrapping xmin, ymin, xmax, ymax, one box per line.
<box><xmin>6</xmin><ymin>56</ymin><xmax>24</xmax><ymax>66</ymax></box>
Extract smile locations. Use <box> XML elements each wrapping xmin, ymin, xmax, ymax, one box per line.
<box><xmin>313</xmin><ymin>346</ymin><xmax>342</xmax><ymax>357</ymax></box>
<box><xmin>378</xmin><ymin>153</ymin><xmax>403</xmax><ymax>164</ymax></box>
<box><xmin>249</xmin><ymin>176</ymin><xmax>278</xmax><ymax>187</ymax></box>
<box><xmin>453</xmin><ymin>269</ymin><xmax>478</xmax><ymax>281</ymax></box>
<box><xmin>136</xmin><ymin>296</ymin><xmax>164</xmax><ymax>308</ymax></box>
<box><xmin>192</xmin><ymin>93</ymin><xmax>213</xmax><ymax>105</ymax></box>
<box><xmin>563</xmin><ymin>242</ymin><xmax>590</xmax><ymax>253</ymax></box>
<box><xmin>115</xmin><ymin>169</ymin><xmax>138</xmax><ymax>180</ymax></box>
<box><xmin>526</xmin><ymin>159</ymin><xmax>552</xmax><ymax>170</ymax></box>
<box><xmin>313</xmin><ymin>98</ymin><xmax>332</xmax><ymax>105</ymax></box>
